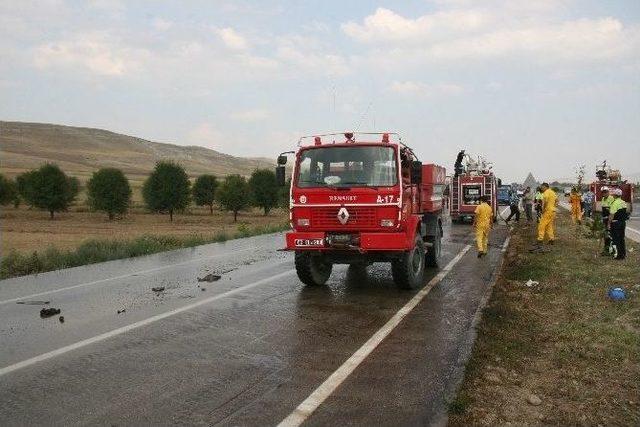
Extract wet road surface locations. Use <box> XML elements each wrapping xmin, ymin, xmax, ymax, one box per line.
<box><xmin>0</xmin><ymin>221</ymin><xmax>509</xmax><ymax>426</ymax></box>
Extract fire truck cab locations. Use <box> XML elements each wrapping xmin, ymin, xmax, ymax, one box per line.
<box><xmin>276</xmin><ymin>132</ymin><xmax>446</xmax><ymax>290</ymax></box>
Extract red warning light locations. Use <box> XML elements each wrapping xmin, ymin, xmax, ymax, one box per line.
<box><xmin>314</xmin><ymin>136</ymin><xmax>322</xmax><ymax>146</ymax></box>
<box><xmin>382</xmin><ymin>133</ymin><xmax>389</xmax><ymax>143</ymax></box>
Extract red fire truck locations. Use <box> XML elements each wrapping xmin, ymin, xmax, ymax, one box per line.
<box><xmin>589</xmin><ymin>161</ymin><xmax>634</xmax><ymax>214</ymax></box>
<box><xmin>275</xmin><ymin>132</ymin><xmax>446</xmax><ymax>289</ymax></box>
<box><xmin>449</xmin><ymin>150</ymin><xmax>498</xmax><ymax>223</ymax></box>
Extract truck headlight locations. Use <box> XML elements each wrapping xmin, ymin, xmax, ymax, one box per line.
<box><xmin>297</xmin><ymin>218</ymin><xmax>310</xmax><ymax>226</ymax></box>
<box><xmin>380</xmin><ymin>219</ymin><xmax>395</xmax><ymax>227</ymax></box>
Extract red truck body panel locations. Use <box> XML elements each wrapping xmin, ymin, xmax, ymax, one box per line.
<box><xmin>421</xmin><ymin>164</ymin><xmax>446</xmax><ymax>213</ymax></box>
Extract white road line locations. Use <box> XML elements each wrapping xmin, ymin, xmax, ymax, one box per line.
<box><xmin>0</xmin><ymin>269</ymin><xmax>296</xmax><ymax>377</ymax></box>
<box><xmin>0</xmin><ymin>247</ymin><xmax>256</xmax><ymax>306</ymax></box>
<box><xmin>501</xmin><ymin>236</ymin><xmax>511</xmax><ymax>253</ymax></box>
<box><xmin>627</xmin><ymin>226</ymin><xmax>640</xmax><ymax>235</ymax></box>
<box><xmin>277</xmin><ymin>245</ymin><xmax>472</xmax><ymax>427</ymax></box>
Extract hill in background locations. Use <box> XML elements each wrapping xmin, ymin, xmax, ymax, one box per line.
<box><xmin>0</xmin><ymin>122</ymin><xmax>275</xmax><ymax>188</ymax></box>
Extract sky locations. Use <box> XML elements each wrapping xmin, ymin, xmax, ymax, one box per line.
<box><xmin>1</xmin><ymin>0</ymin><xmax>639</xmax><ymax>182</ymax></box>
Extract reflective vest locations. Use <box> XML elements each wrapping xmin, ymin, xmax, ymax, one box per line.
<box><xmin>601</xmin><ymin>195</ymin><xmax>614</xmax><ymax>208</ymax></box>
<box><xmin>609</xmin><ymin>198</ymin><xmax>628</xmax><ymax>221</ymax></box>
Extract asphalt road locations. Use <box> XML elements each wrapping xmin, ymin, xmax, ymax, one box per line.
<box><xmin>0</xmin><ymin>217</ymin><xmax>510</xmax><ymax>426</ymax></box>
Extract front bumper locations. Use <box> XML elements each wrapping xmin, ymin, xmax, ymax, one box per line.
<box><xmin>284</xmin><ymin>231</ymin><xmax>411</xmax><ymax>252</ymax></box>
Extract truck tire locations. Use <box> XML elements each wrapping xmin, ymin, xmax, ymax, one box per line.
<box><xmin>425</xmin><ymin>223</ymin><xmax>442</xmax><ymax>268</ymax></box>
<box><xmin>392</xmin><ymin>234</ymin><xmax>426</xmax><ymax>290</ymax></box>
<box><xmin>295</xmin><ymin>251</ymin><xmax>332</xmax><ymax>286</ymax></box>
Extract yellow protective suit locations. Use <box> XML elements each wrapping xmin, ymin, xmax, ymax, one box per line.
<box><xmin>538</xmin><ymin>188</ymin><xmax>557</xmax><ymax>242</ymax></box>
<box><xmin>569</xmin><ymin>192</ymin><xmax>582</xmax><ymax>223</ymax></box>
<box><xmin>474</xmin><ymin>202</ymin><xmax>493</xmax><ymax>253</ymax></box>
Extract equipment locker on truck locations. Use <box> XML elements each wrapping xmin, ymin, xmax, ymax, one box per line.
<box><xmin>275</xmin><ymin>132</ymin><xmax>446</xmax><ymax>289</ymax></box>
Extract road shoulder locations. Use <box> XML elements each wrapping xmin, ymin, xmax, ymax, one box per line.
<box><xmin>448</xmin><ymin>214</ymin><xmax>640</xmax><ymax>426</ymax></box>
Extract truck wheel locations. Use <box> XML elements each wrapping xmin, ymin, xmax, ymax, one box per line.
<box><xmin>295</xmin><ymin>251</ymin><xmax>332</xmax><ymax>286</ymax></box>
<box><xmin>392</xmin><ymin>234</ymin><xmax>426</xmax><ymax>290</ymax></box>
<box><xmin>425</xmin><ymin>225</ymin><xmax>442</xmax><ymax>268</ymax></box>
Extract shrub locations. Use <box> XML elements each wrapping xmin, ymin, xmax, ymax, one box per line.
<box><xmin>142</xmin><ymin>161</ymin><xmax>191</xmax><ymax>221</ymax></box>
<box><xmin>16</xmin><ymin>164</ymin><xmax>79</xmax><ymax>219</ymax></box>
<box><xmin>87</xmin><ymin>168</ymin><xmax>132</xmax><ymax>219</ymax></box>
<box><xmin>0</xmin><ymin>174</ymin><xmax>18</xmax><ymax>206</ymax></box>
<box><xmin>217</xmin><ymin>174</ymin><xmax>251</xmax><ymax>222</ymax></box>
<box><xmin>249</xmin><ymin>169</ymin><xmax>279</xmax><ymax>215</ymax></box>
<box><xmin>192</xmin><ymin>174</ymin><xmax>218</xmax><ymax>214</ymax></box>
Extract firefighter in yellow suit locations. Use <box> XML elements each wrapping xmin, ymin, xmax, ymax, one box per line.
<box><xmin>531</xmin><ymin>182</ymin><xmax>557</xmax><ymax>251</ymax></box>
<box><xmin>569</xmin><ymin>188</ymin><xmax>582</xmax><ymax>224</ymax></box>
<box><xmin>474</xmin><ymin>195</ymin><xmax>493</xmax><ymax>258</ymax></box>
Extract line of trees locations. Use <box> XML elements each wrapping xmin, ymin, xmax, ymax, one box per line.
<box><xmin>0</xmin><ymin>162</ymin><xmax>281</xmax><ymax>222</ymax></box>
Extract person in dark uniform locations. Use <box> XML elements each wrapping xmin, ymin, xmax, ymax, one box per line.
<box><xmin>600</xmin><ymin>187</ymin><xmax>614</xmax><ymax>255</ymax></box>
<box><xmin>608</xmin><ymin>188</ymin><xmax>628</xmax><ymax>260</ymax></box>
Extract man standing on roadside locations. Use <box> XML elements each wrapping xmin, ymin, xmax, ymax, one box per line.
<box><xmin>534</xmin><ymin>186</ymin><xmax>543</xmax><ymax>223</ymax></box>
<box><xmin>474</xmin><ymin>195</ymin><xmax>493</xmax><ymax>258</ymax></box>
<box><xmin>582</xmin><ymin>188</ymin><xmax>595</xmax><ymax>218</ymax></box>
<box><xmin>569</xmin><ymin>188</ymin><xmax>583</xmax><ymax>224</ymax></box>
<box><xmin>522</xmin><ymin>186</ymin><xmax>533</xmax><ymax>222</ymax></box>
<box><xmin>505</xmin><ymin>188</ymin><xmax>520</xmax><ymax>224</ymax></box>
<box><xmin>531</xmin><ymin>182</ymin><xmax>557</xmax><ymax>252</ymax></box>
<box><xmin>600</xmin><ymin>187</ymin><xmax>614</xmax><ymax>255</ymax></box>
<box><xmin>608</xmin><ymin>188</ymin><xmax>628</xmax><ymax>260</ymax></box>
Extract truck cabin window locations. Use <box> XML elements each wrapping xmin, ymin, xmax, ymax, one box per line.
<box><xmin>296</xmin><ymin>146</ymin><xmax>397</xmax><ymax>188</ymax></box>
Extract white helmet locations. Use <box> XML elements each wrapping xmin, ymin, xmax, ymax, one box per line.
<box><xmin>601</xmin><ymin>186</ymin><xmax>609</xmax><ymax>192</ymax></box>
<box><xmin>612</xmin><ymin>188</ymin><xmax>623</xmax><ymax>196</ymax></box>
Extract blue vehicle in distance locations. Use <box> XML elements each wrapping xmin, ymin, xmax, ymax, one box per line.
<box><xmin>497</xmin><ymin>185</ymin><xmax>511</xmax><ymax>205</ymax></box>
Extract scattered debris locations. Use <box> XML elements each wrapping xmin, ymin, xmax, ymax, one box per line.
<box><xmin>58</xmin><ymin>316</ymin><xmax>65</xmax><ymax>323</ymax></box>
<box><xmin>117</xmin><ymin>309</ymin><xmax>126</xmax><ymax>314</ymax></box>
<box><xmin>527</xmin><ymin>393</ymin><xmax>542</xmax><ymax>406</ymax></box>
<box><xmin>16</xmin><ymin>300</ymin><xmax>50</xmax><ymax>305</ymax></box>
<box><xmin>40</xmin><ymin>308</ymin><xmax>61</xmax><ymax>318</ymax></box>
<box><xmin>524</xmin><ymin>279</ymin><xmax>539</xmax><ymax>287</ymax></box>
<box><xmin>197</xmin><ymin>274</ymin><xmax>221</xmax><ymax>282</ymax></box>
<box><xmin>608</xmin><ymin>287</ymin><xmax>626</xmax><ymax>301</ymax></box>
<box><xmin>151</xmin><ymin>286</ymin><xmax>165</xmax><ymax>293</ymax></box>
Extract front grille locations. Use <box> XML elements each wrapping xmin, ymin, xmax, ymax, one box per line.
<box><xmin>310</xmin><ymin>206</ymin><xmax>377</xmax><ymax>229</ymax></box>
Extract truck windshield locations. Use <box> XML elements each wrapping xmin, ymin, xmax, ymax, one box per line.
<box><xmin>296</xmin><ymin>146</ymin><xmax>397</xmax><ymax>188</ymax></box>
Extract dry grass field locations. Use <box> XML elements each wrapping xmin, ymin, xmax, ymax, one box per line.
<box><xmin>1</xmin><ymin>205</ymin><xmax>288</xmax><ymax>254</ymax></box>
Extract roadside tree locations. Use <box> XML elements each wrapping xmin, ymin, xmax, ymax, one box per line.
<box><xmin>192</xmin><ymin>174</ymin><xmax>218</xmax><ymax>214</ymax></box>
<box><xmin>217</xmin><ymin>174</ymin><xmax>250</xmax><ymax>222</ymax></box>
<box><xmin>16</xmin><ymin>164</ymin><xmax>79</xmax><ymax>219</ymax></box>
<box><xmin>142</xmin><ymin>161</ymin><xmax>190</xmax><ymax>221</ymax></box>
<box><xmin>87</xmin><ymin>168</ymin><xmax>132</xmax><ymax>219</ymax></box>
<box><xmin>0</xmin><ymin>174</ymin><xmax>18</xmax><ymax>207</ymax></box>
<box><xmin>249</xmin><ymin>169</ymin><xmax>279</xmax><ymax>215</ymax></box>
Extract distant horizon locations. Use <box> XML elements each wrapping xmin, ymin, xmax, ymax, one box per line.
<box><xmin>3</xmin><ymin>119</ymin><xmax>639</xmax><ymax>185</ymax></box>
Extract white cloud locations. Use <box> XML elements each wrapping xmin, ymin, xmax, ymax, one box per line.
<box><xmin>343</xmin><ymin>7</ymin><xmax>640</xmax><ymax>66</ymax></box>
<box><xmin>214</xmin><ymin>27</ymin><xmax>249</xmax><ymax>50</ymax></box>
<box><xmin>389</xmin><ymin>81</ymin><xmax>464</xmax><ymax>97</ymax></box>
<box><xmin>229</xmin><ymin>109</ymin><xmax>270</xmax><ymax>122</ymax></box>
<box><xmin>342</xmin><ymin>8</ymin><xmax>491</xmax><ymax>44</ymax></box>
<box><xmin>33</xmin><ymin>33</ymin><xmax>146</xmax><ymax>77</ymax></box>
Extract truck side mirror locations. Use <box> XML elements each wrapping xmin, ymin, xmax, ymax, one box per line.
<box><xmin>275</xmin><ymin>165</ymin><xmax>286</xmax><ymax>187</ymax></box>
<box><xmin>277</xmin><ymin>155</ymin><xmax>287</xmax><ymax>165</ymax></box>
<box><xmin>411</xmin><ymin>161</ymin><xmax>422</xmax><ymax>184</ymax></box>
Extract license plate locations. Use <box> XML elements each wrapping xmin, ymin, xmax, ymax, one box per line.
<box><xmin>295</xmin><ymin>238</ymin><xmax>324</xmax><ymax>247</ymax></box>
